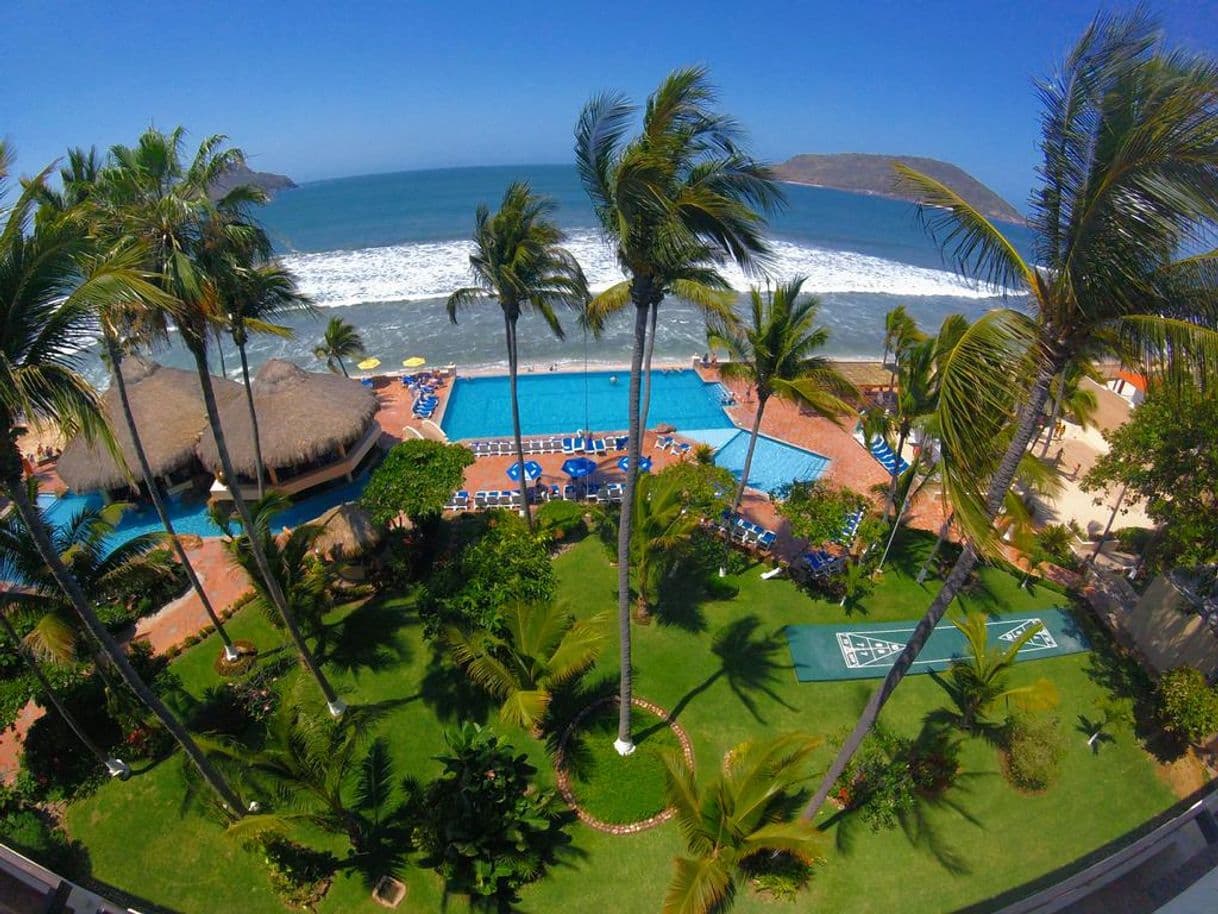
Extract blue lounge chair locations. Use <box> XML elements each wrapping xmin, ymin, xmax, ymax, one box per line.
<box><xmin>614</xmin><ymin>436</ymin><xmax>629</xmax><ymax>451</ymax></box>
<box><xmin>360</xmin><ymin>378</ymin><xmax>374</xmax><ymax>388</ymax></box>
<box><xmin>561</xmin><ymin>436</ymin><xmax>577</xmax><ymax>454</ymax></box>
<box><xmin>654</xmin><ymin>435</ymin><xmax>674</xmax><ymax>450</ymax></box>
<box><xmin>591</xmin><ymin>439</ymin><xmax>607</xmax><ymax>455</ymax></box>
<box><xmin>757</xmin><ymin>531</ymin><xmax>776</xmax><ymax>552</ymax></box>
<box><xmin>562</xmin><ymin>484</ymin><xmax>576</xmax><ymax>500</ymax></box>
<box><xmin>867</xmin><ymin>438</ymin><xmax>909</xmax><ymax>474</ymax></box>
<box><xmin>671</xmin><ymin>442</ymin><xmax>691</xmax><ymax>457</ymax></box>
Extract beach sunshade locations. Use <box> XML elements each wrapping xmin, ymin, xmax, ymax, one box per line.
<box><xmin>561</xmin><ymin>457</ymin><xmax>597</xmax><ymax>479</ymax></box>
<box><xmin>357</xmin><ymin>357</ymin><xmax>381</xmax><ymax>371</ymax></box>
<box><xmin>617</xmin><ymin>455</ymin><xmax>652</xmax><ymax>473</ymax></box>
<box><xmin>402</xmin><ymin>356</ymin><xmax>426</xmax><ymax>368</ymax></box>
<box><xmin>506</xmin><ymin>460</ymin><xmax>543</xmax><ymax>482</ymax></box>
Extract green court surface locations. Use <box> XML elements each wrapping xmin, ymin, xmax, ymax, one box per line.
<box><xmin>785</xmin><ymin>609</ymin><xmax>1089</xmax><ymax>682</ymax></box>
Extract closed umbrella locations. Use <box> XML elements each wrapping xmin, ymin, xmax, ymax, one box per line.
<box><xmin>357</xmin><ymin>357</ymin><xmax>381</xmax><ymax>371</ymax></box>
<box><xmin>506</xmin><ymin>460</ymin><xmax>543</xmax><ymax>482</ymax></box>
<box><xmin>617</xmin><ymin>455</ymin><xmax>652</xmax><ymax>473</ymax></box>
<box><xmin>561</xmin><ymin>457</ymin><xmax>597</xmax><ymax>479</ymax></box>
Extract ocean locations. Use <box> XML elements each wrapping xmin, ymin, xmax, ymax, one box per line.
<box><xmin>82</xmin><ymin>164</ymin><xmax>1033</xmax><ymax>385</ymax></box>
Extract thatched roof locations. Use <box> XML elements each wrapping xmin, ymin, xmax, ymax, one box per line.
<box><xmin>311</xmin><ymin>502</ymin><xmax>388</xmax><ymax>560</ymax></box>
<box><xmin>57</xmin><ymin>358</ymin><xmax>243</xmax><ymax>493</ymax></box>
<box><xmin>196</xmin><ymin>359</ymin><xmax>378</xmax><ymax>477</ymax></box>
<box><xmin>830</xmin><ymin>360</ymin><xmax>891</xmax><ymax>389</ymax></box>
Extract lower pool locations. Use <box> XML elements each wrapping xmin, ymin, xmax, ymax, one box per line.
<box><xmin>713</xmin><ymin>431</ymin><xmax>830</xmax><ymax>495</ymax></box>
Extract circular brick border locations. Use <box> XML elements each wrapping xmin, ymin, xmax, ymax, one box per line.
<box><xmin>554</xmin><ymin>696</ymin><xmax>694</xmax><ymax>835</ymax></box>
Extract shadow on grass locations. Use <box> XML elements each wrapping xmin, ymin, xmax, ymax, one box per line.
<box><xmin>417</xmin><ymin>647</ymin><xmax>496</xmax><ymax>725</ymax></box>
<box><xmin>320</xmin><ymin>598</ymin><xmax>416</xmax><ymax>678</ymax></box>
<box><xmin>650</xmin><ymin>565</ymin><xmax>740</xmax><ymax>633</ymax></box>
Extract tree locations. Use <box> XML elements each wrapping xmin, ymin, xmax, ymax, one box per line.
<box><xmin>630</xmin><ymin>471</ymin><xmax>709</xmax><ymax>622</ymax></box>
<box><xmin>805</xmin><ymin>12</ymin><xmax>1218</xmax><ymax>820</ymax></box>
<box><xmin>708</xmin><ymin>279</ymin><xmax>856</xmax><ymax>509</ymax></box>
<box><xmin>313</xmin><ymin>316</ymin><xmax>364</xmax><ymax>377</ymax></box>
<box><xmin>403</xmin><ymin>723</ymin><xmax>569</xmax><ymax>910</ymax></box>
<box><xmin>0</xmin><ymin>149</ymin><xmax>245</xmax><ymax>813</ymax></box>
<box><xmin>445</xmin><ymin>602</ymin><xmax>604</xmax><ymax>732</ymax></box>
<box><xmin>1036</xmin><ymin>358</ymin><xmax>1101</xmax><ymax>457</ymax></box>
<box><xmin>881</xmin><ymin>305</ymin><xmax>924</xmax><ymax>392</ymax></box>
<box><xmin>576</xmin><ymin>67</ymin><xmax>783</xmax><ymax>753</ymax></box>
<box><xmin>360</xmin><ymin>439</ymin><xmax>474</xmax><ymax>529</ymax></box>
<box><xmin>868</xmin><ymin>333</ymin><xmax>938</xmax><ymax>519</ymax></box>
<box><xmin>777</xmin><ymin>481</ymin><xmax>867</xmax><ymax>547</ymax></box>
<box><xmin>927</xmin><ymin>614</ymin><xmax>1058</xmax><ymax>734</ymax></box>
<box><xmin>661</xmin><ymin>734</ymin><xmax>823</xmax><ymax>914</ymax></box>
<box><xmin>1084</xmin><ymin>380</ymin><xmax>1218</xmax><ymax>568</ymax></box>
<box><xmin>447</xmin><ymin>182</ymin><xmax>587</xmax><ymax>530</ymax></box>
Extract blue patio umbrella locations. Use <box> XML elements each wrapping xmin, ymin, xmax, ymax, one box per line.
<box><xmin>616</xmin><ymin>455</ymin><xmax>653</xmax><ymax>473</ymax></box>
<box><xmin>506</xmin><ymin>460</ymin><xmax>543</xmax><ymax>482</ymax></box>
<box><xmin>561</xmin><ymin>457</ymin><xmax>597</xmax><ymax>479</ymax></box>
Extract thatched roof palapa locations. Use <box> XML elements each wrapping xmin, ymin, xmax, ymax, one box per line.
<box><xmin>57</xmin><ymin>357</ymin><xmax>243</xmax><ymax>493</ymax></box>
<box><xmin>311</xmin><ymin>502</ymin><xmax>389</xmax><ymax>560</ymax></box>
<box><xmin>196</xmin><ymin>359</ymin><xmax>378</xmax><ymax>477</ymax></box>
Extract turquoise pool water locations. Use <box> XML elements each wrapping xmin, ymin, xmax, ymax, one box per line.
<box><xmin>713</xmin><ymin>431</ymin><xmax>830</xmax><ymax>495</ymax></box>
<box><xmin>441</xmin><ymin>369</ymin><xmax>734</xmax><ymax>439</ymax></box>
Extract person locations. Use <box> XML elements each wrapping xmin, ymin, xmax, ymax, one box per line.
<box><xmin>1072</xmin><ymin>462</ymin><xmax>1082</xmax><ymax>480</ymax></box>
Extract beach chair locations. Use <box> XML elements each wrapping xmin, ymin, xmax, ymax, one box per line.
<box><xmin>562</xmin><ymin>484</ymin><xmax>576</xmax><ymax>500</ymax></box>
<box><xmin>606</xmin><ymin>482</ymin><xmax>624</xmax><ymax>503</ymax></box>
<box><xmin>670</xmin><ymin>442</ymin><xmax>691</xmax><ymax>457</ymax></box>
<box><xmin>591</xmin><ymin>438</ymin><xmax>607</xmax><ymax>455</ymax></box>
<box><xmin>509</xmin><ymin>490</ymin><xmax>524</xmax><ymax>507</ymax></box>
<box><xmin>474</xmin><ymin>491</ymin><xmax>489</xmax><ymax>509</ymax></box>
<box><xmin>585</xmin><ymin>482</ymin><xmax>603</xmax><ymax>503</ymax></box>
<box><xmin>455</xmin><ymin>490</ymin><xmax>470</xmax><ymax>510</ymax></box>
<box><xmin>757</xmin><ymin>530</ymin><xmax>776</xmax><ymax>552</ymax></box>
<box><xmin>654</xmin><ymin>435</ymin><xmax>674</xmax><ymax>451</ymax></box>
<box><xmin>561</xmin><ymin>436</ymin><xmax>577</xmax><ymax>454</ymax></box>
<box><xmin>614</xmin><ymin>436</ymin><xmax>628</xmax><ymax>451</ymax></box>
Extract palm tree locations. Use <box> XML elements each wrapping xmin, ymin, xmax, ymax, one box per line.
<box><xmin>804</xmin><ymin>11</ymin><xmax>1218</xmax><ymax>820</ymax></box>
<box><xmin>97</xmin><ymin>127</ymin><xmax>346</xmax><ymax>716</ymax></box>
<box><xmin>629</xmin><ymin>471</ymin><xmax>707</xmax><ymax>623</ymax></box>
<box><xmin>871</xmin><ymin>333</ymin><xmax>938</xmax><ymax>519</ymax></box>
<box><xmin>576</xmin><ymin>67</ymin><xmax>783</xmax><ymax>753</ymax></box>
<box><xmin>708</xmin><ymin>278</ymin><xmax>856</xmax><ymax>510</ymax></box>
<box><xmin>0</xmin><ymin>155</ymin><xmax>246</xmax><ymax>813</ymax></box>
<box><xmin>881</xmin><ymin>304</ymin><xmax>924</xmax><ymax>394</ymax></box>
<box><xmin>447</xmin><ymin>182</ymin><xmax>588</xmax><ymax>530</ymax></box>
<box><xmin>661</xmin><ymin>734</ymin><xmax>823</xmax><ymax>914</ymax></box>
<box><xmin>314</xmin><ymin>316</ymin><xmax>364</xmax><ymax>377</ymax></box>
<box><xmin>445</xmin><ymin>602</ymin><xmax>604</xmax><ymax>732</ymax></box>
<box><xmin>1036</xmin><ymin>358</ymin><xmax>1101</xmax><ymax>458</ymax></box>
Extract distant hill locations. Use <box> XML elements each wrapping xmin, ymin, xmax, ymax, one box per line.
<box><xmin>210</xmin><ymin>163</ymin><xmax>296</xmax><ymax>200</ymax></box>
<box><xmin>772</xmin><ymin>153</ymin><xmax>1023</xmax><ymax>224</ymax></box>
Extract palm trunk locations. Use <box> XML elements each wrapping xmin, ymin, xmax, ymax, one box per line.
<box><xmin>505</xmin><ymin>312</ymin><xmax>532</xmax><ymax>530</ymax></box>
<box><xmin>639</xmin><ymin>302</ymin><xmax>659</xmax><ymax>432</ymax></box>
<box><xmin>0</xmin><ymin>611</ymin><xmax>128</xmax><ymax>778</ymax></box>
<box><xmin>1087</xmin><ymin>482</ymin><xmax>1128</xmax><ymax>567</ymax></box>
<box><xmin>236</xmin><ymin>334</ymin><xmax>267</xmax><ymax>499</ymax></box>
<box><xmin>615</xmin><ymin>290</ymin><xmax>653</xmax><ymax>755</ymax></box>
<box><xmin>104</xmin><ymin>337</ymin><xmax>239</xmax><ymax>660</ymax></box>
<box><xmin>1038</xmin><ymin>379</ymin><xmax>1064</xmax><ymax>458</ymax></box>
<box><xmin>916</xmin><ymin>511</ymin><xmax>954</xmax><ymax>584</ymax></box>
<box><xmin>733</xmin><ymin>397</ymin><xmax>767</xmax><ymax>510</ymax></box>
<box><xmin>214</xmin><ymin>329</ymin><xmax>227</xmax><ymax>377</ymax></box>
<box><xmin>886</xmin><ymin>426</ymin><xmax>909</xmax><ymax>520</ymax></box>
<box><xmin>802</xmin><ymin>352</ymin><xmax>1061</xmax><ymax>820</ymax></box>
<box><xmin>189</xmin><ymin>345</ymin><xmax>345</xmax><ymax>716</ymax></box>
<box><xmin>336</xmin><ymin>355</ymin><xmax>349</xmax><ymax>378</ymax></box>
<box><xmin>1</xmin><ymin>455</ymin><xmax>244</xmax><ymax>812</ymax></box>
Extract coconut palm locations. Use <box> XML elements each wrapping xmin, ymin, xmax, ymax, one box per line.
<box><xmin>314</xmin><ymin>316</ymin><xmax>364</xmax><ymax>377</ymax></box>
<box><xmin>1036</xmin><ymin>358</ymin><xmax>1102</xmax><ymax>457</ymax></box>
<box><xmin>447</xmin><ymin>182</ymin><xmax>588</xmax><ymax>530</ymax></box>
<box><xmin>661</xmin><ymin>734</ymin><xmax>823</xmax><ymax>914</ymax></box>
<box><xmin>0</xmin><ymin>156</ymin><xmax>246</xmax><ymax>812</ymax></box>
<box><xmin>804</xmin><ymin>11</ymin><xmax>1218</xmax><ymax>819</ymax></box>
<box><xmin>870</xmin><ymin>332</ymin><xmax>938</xmax><ymax>519</ymax></box>
<box><xmin>629</xmin><ymin>471</ymin><xmax>707</xmax><ymax>623</ymax></box>
<box><xmin>96</xmin><ymin>127</ymin><xmax>346</xmax><ymax>716</ymax></box>
<box><xmin>445</xmin><ymin>602</ymin><xmax>605</xmax><ymax>732</ymax></box>
<box><xmin>708</xmin><ymin>278</ymin><xmax>857</xmax><ymax>510</ymax></box>
<box><xmin>576</xmin><ymin>67</ymin><xmax>783</xmax><ymax>752</ymax></box>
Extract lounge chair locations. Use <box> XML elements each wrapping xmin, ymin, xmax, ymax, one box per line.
<box><xmin>591</xmin><ymin>438</ymin><xmax>607</xmax><ymax>455</ymax></box>
<box><xmin>670</xmin><ymin>442</ymin><xmax>691</xmax><ymax>457</ymax></box>
<box><xmin>585</xmin><ymin>482</ymin><xmax>603</xmax><ymax>502</ymax></box>
<box><xmin>474</xmin><ymin>490</ymin><xmax>489</xmax><ymax>508</ymax></box>
<box><xmin>563</xmin><ymin>484</ymin><xmax>576</xmax><ymax>500</ymax></box>
<box><xmin>654</xmin><ymin>435</ymin><xmax>674</xmax><ymax>450</ymax></box>
<box><xmin>614</xmin><ymin>436</ymin><xmax>629</xmax><ymax>451</ymax></box>
<box><xmin>561</xmin><ymin>436</ymin><xmax>577</xmax><ymax>454</ymax></box>
<box><xmin>757</xmin><ymin>530</ymin><xmax>776</xmax><ymax>552</ymax></box>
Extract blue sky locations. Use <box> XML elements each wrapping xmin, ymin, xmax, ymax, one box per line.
<box><xmin>4</xmin><ymin>1</ymin><xmax>1217</xmax><ymax>209</ymax></box>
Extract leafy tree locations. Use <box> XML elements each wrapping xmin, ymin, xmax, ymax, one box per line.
<box><xmin>1156</xmin><ymin>667</ymin><xmax>1218</xmax><ymax>744</ymax></box>
<box><xmin>776</xmin><ymin>481</ymin><xmax>867</xmax><ymax>547</ymax></box>
<box><xmin>576</xmin><ymin>67</ymin><xmax>782</xmax><ymax>752</ymax></box>
<box><xmin>709</xmin><ymin>279</ymin><xmax>857</xmax><ymax>509</ymax></box>
<box><xmin>448</xmin><ymin>182</ymin><xmax>587</xmax><ymax>530</ymax></box>
<box><xmin>806</xmin><ymin>12</ymin><xmax>1218</xmax><ymax>819</ymax></box>
<box><xmin>313</xmin><ymin>316</ymin><xmax>365</xmax><ymax>377</ymax></box>
<box><xmin>403</xmin><ymin>723</ymin><xmax>569</xmax><ymax>910</ymax></box>
<box><xmin>361</xmin><ymin>439</ymin><xmax>474</xmax><ymax>529</ymax></box>
<box><xmin>1084</xmin><ymin>381</ymin><xmax>1218</xmax><ymax>568</ymax></box>
<box><xmin>445</xmin><ymin>602</ymin><xmax>604</xmax><ymax>732</ymax></box>
<box><xmin>661</xmin><ymin>734</ymin><xmax>823</xmax><ymax>914</ymax></box>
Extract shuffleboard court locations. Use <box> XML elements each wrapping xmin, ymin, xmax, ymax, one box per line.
<box><xmin>785</xmin><ymin>609</ymin><xmax>1089</xmax><ymax>682</ymax></box>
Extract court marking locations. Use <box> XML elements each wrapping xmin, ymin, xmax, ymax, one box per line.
<box><xmin>836</xmin><ymin>617</ymin><xmax>1057</xmax><ymax>671</ymax></box>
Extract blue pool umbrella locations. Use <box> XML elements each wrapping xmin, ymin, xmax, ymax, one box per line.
<box><xmin>562</xmin><ymin>457</ymin><xmax>597</xmax><ymax>479</ymax></box>
<box><xmin>617</xmin><ymin>455</ymin><xmax>652</xmax><ymax>473</ymax></box>
<box><xmin>506</xmin><ymin>460</ymin><xmax>543</xmax><ymax>482</ymax></box>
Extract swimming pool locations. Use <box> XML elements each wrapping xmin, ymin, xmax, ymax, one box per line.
<box><xmin>713</xmin><ymin>431</ymin><xmax>830</xmax><ymax>495</ymax></box>
<box><xmin>440</xmin><ymin>369</ymin><xmax>735</xmax><ymax>439</ymax></box>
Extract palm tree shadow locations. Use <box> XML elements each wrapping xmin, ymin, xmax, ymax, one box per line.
<box><xmin>417</xmin><ymin>647</ymin><xmax>496</xmax><ymax>724</ymax></box>
<box><xmin>319</xmin><ymin>599</ymin><xmax>415</xmax><ymax>678</ymax></box>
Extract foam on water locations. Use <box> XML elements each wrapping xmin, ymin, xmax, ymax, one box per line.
<box><xmin>282</xmin><ymin>230</ymin><xmax>1010</xmax><ymax>309</ymax></box>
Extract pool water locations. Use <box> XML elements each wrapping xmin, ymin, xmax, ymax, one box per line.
<box><xmin>441</xmin><ymin>369</ymin><xmax>734</xmax><ymax>439</ymax></box>
<box><xmin>713</xmin><ymin>431</ymin><xmax>830</xmax><ymax>495</ymax></box>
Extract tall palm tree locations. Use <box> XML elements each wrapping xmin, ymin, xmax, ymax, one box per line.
<box><xmin>313</xmin><ymin>316</ymin><xmax>364</xmax><ymax>377</ymax></box>
<box><xmin>1036</xmin><ymin>357</ymin><xmax>1101</xmax><ymax>457</ymax></box>
<box><xmin>804</xmin><ymin>11</ymin><xmax>1218</xmax><ymax>819</ymax></box>
<box><xmin>872</xmin><ymin>334</ymin><xmax>938</xmax><ymax>519</ymax></box>
<box><xmin>708</xmin><ymin>278</ymin><xmax>856</xmax><ymax>510</ymax></box>
<box><xmin>661</xmin><ymin>734</ymin><xmax>822</xmax><ymax>914</ymax></box>
<box><xmin>881</xmin><ymin>304</ymin><xmax>924</xmax><ymax>394</ymax></box>
<box><xmin>96</xmin><ymin>127</ymin><xmax>346</xmax><ymax>717</ymax></box>
<box><xmin>576</xmin><ymin>67</ymin><xmax>783</xmax><ymax>753</ymax></box>
<box><xmin>447</xmin><ymin>182</ymin><xmax>588</xmax><ymax>530</ymax></box>
<box><xmin>0</xmin><ymin>158</ymin><xmax>246</xmax><ymax>813</ymax></box>
<box><xmin>629</xmin><ymin>471</ymin><xmax>707</xmax><ymax>622</ymax></box>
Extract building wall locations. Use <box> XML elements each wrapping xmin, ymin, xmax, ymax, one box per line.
<box><xmin>1126</xmin><ymin>576</ymin><xmax>1218</xmax><ymax>678</ymax></box>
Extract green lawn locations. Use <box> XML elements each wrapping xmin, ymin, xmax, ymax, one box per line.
<box><xmin>64</xmin><ymin>529</ymin><xmax>1175</xmax><ymax>914</ymax></box>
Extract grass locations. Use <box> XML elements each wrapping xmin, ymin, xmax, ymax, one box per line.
<box><xmin>563</xmin><ymin>703</ymin><xmax>680</xmax><ymax>824</ymax></box>
<box><xmin>61</xmin><ymin>527</ymin><xmax>1175</xmax><ymax>914</ymax></box>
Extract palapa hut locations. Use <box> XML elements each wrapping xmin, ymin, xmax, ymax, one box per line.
<box><xmin>311</xmin><ymin>501</ymin><xmax>390</xmax><ymax>579</ymax></box>
<box><xmin>57</xmin><ymin>357</ymin><xmax>243</xmax><ymax>497</ymax></box>
<box><xmin>196</xmin><ymin>359</ymin><xmax>379</xmax><ymax>500</ymax></box>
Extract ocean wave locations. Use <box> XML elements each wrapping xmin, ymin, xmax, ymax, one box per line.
<box><xmin>281</xmin><ymin>230</ymin><xmax>1011</xmax><ymax>308</ymax></box>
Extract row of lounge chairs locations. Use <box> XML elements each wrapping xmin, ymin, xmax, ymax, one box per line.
<box><xmin>715</xmin><ymin>510</ymin><xmax>777</xmax><ymax>553</ymax></box>
<box><xmin>446</xmin><ymin>481</ymin><xmax>628</xmax><ymax>511</ymax></box>
<box><xmin>468</xmin><ymin>435</ymin><xmax>629</xmax><ymax>458</ymax></box>
<box><xmin>799</xmin><ymin>508</ymin><xmax>868</xmax><ymax>577</ymax></box>
<box><xmin>653</xmin><ymin>435</ymin><xmax>692</xmax><ymax>457</ymax></box>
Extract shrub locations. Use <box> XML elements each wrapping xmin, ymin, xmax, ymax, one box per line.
<box><xmin>536</xmin><ymin>499</ymin><xmax>590</xmax><ymax>544</ymax></box>
<box><xmin>1032</xmin><ymin>524</ymin><xmax>1079</xmax><ymax>570</ymax></box>
<box><xmin>836</xmin><ymin>727</ymin><xmax>959</xmax><ymax>832</ymax></box>
<box><xmin>1157</xmin><ymin>667</ymin><xmax>1218</xmax><ymax>744</ymax></box>
<box><xmin>20</xmin><ymin>676</ymin><xmax>123</xmax><ymax>801</ymax></box>
<box><xmin>1003</xmin><ymin>714</ymin><xmax>1066</xmax><ymax>792</ymax></box>
<box><xmin>0</xmin><ymin>788</ymin><xmax>84</xmax><ymax>876</ymax></box>
<box><xmin>361</xmin><ymin>439</ymin><xmax>474</xmax><ymax>527</ymax></box>
<box><xmin>257</xmin><ymin>836</ymin><xmax>337</xmax><ymax>909</ymax></box>
<box><xmin>740</xmin><ymin>850</ymin><xmax>815</xmax><ymax>901</ymax></box>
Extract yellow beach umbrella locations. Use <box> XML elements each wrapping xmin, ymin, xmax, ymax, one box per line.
<box><xmin>402</xmin><ymin>356</ymin><xmax>426</xmax><ymax>368</ymax></box>
<box><xmin>357</xmin><ymin>357</ymin><xmax>381</xmax><ymax>371</ymax></box>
